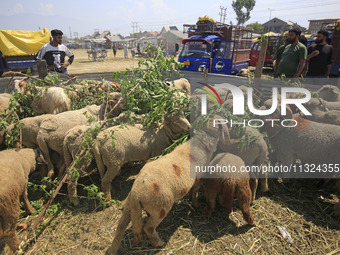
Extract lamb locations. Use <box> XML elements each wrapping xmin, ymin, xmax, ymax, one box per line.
<box><xmin>0</xmin><ymin>93</ymin><xmax>11</xmax><ymax>114</ymax></box>
<box><xmin>63</xmin><ymin>113</ymin><xmax>145</xmax><ymax>205</ymax></box>
<box><xmin>217</xmin><ymin>126</ymin><xmax>269</xmax><ymax>201</ymax></box>
<box><xmin>202</xmin><ymin>152</ymin><xmax>255</xmax><ymax>226</ymax></box>
<box><xmin>105</xmin><ymin>118</ymin><xmax>232</xmax><ymax>254</ymax></box>
<box><xmin>93</xmin><ymin>113</ymin><xmax>191</xmax><ymax>201</ymax></box>
<box><xmin>259</xmin><ymin>100</ymin><xmax>340</xmax><ymax>179</ymax></box>
<box><xmin>317</xmin><ymin>85</ymin><xmax>340</xmax><ymax>102</ymax></box>
<box><xmin>36</xmin><ymin>104</ymin><xmax>107</xmax><ymax>179</ymax></box>
<box><xmin>302</xmin><ymin>98</ymin><xmax>340</xmax><ymax>125</ymax></box>
<box><xmin>0</xmin><ymin>148</ymin><xmax>39</xmax><ymax>252</ymax></box>
<box><xmin>14</xmin><ymin>79</ymin><xmax>72</xmax><ymax>114</ymax></box>
<box><xmin>166</xmin><ymin>78</ymin><xmax>191</xmax><ymax>94</ymax></box>
<box><xmin>5</xmin><ymin>114</ymin><xmax>54</xmax><ymax>148</ymax></box>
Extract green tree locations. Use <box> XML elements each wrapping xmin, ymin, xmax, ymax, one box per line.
<box><xmin>247</xmin><ymin>21</ymin><xmax>263</xmax><ymax>34</ymax></box>
<box><xmin>232</xmin><ymin>0</ymin><xmax>256</xmax><ymax>26</ymax></box>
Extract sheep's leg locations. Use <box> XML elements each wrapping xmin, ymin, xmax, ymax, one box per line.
<box><xmin>221</xmin><ymin>184</ymin><xmax>235</xmax><ymax>216</ymax></box>
<box><xmin>249</xmin><ymin>178</ymin><xmax>258</xmax><ymax>202</ymax></box>
<box><xmin>37</xmin><ymin>134</ymin><xmax>54</xmax><ymax>178</ymax></box>
<box><xmin>67</xmin><ymin>175</ymin><xmax>80</xmax><ymax>206</ymax></box>
<box><xmin>3</xmin><ymin>229</ymin><xmax>19</xmax><ymax>252</ymax></box>
<box><xmin>236</xmin><ymin>186</ymin><xmax>255</xmax><ymax>226</ymax></box>
<box><xmin>143</xmin><ymin>213</ymin><xmax>167</xmax><ymax>247</ymax></box>
<box><xmin>189</xmin><ymin>179</ymin><xmax>202</xmax><ymax>208</ymax></box>
<box><xmin>101</xmin><ymin>164</ymin><xmax>121</xmax><ymax>201</ymax></box>
<box><xmin>21</xmin><ymin>188</ymin><xmax>35</xmax><ymax>214</ymax></box>
<box><xmin>107</xmin><ymin>204</ymin><xmax>131</xmax><ymax>255</ymax></box>
<box><xmin>202</xmin><ymin>179</ymin><xmax>220</xmax><ymax>218</ymax></box>
<box><xmin>130</xmin><ymin>196</ymin><xmax>144</xmax><ymax>244</ymax></box>
<box><xmin>260</xmin><ymin>174</ymin><xmax>269</xmax><ymax>193</ymax></box>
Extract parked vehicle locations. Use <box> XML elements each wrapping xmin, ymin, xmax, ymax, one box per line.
<box><xmin>178</xmin><ymin>19</ymin><xmax>253</xmax><ymax>75</ymax></box>
<box><xmin>0</xmin><ymin>28</ymin><xmax>50</xmax><ymax>76</ymax></box>
<box><xmin>249</xmin><ymin>36</ymin><xmax>280</xmax><ymax>67</ymax></box>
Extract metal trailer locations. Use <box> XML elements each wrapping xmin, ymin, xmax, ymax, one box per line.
<box><xmin>178</xmin><ymin>21</ymin><xmax>253</xmax><ymax>75</ymax></box>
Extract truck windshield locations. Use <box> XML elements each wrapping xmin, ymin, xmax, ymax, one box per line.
<box><xmin>179</xmin><ymin>41</ymin><xmax>212</xmax><ymax>58</ymax></box>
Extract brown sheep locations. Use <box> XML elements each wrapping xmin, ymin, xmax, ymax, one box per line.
<box><xmin>105</xmin><ymin>118</ymin><xmax>232</xmax><ymax>254</ymax></box>
<box><xmin>202</xmin><ymin>153</ymin><xmax>255</xmax><ymax>226</ymax></box>
<box><xmin>0</xmin><ymin>149</ymin><xmax>39</xmax><ymax>252</ymax></box>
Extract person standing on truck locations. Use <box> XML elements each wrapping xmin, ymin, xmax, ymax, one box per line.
<box><xmin>276</xmin><ymin>28</ymin><xmax>307</xmax><ymax>79</ymax></box>
<box><xmin>306</xmin><ymin>30</ymin><xmax>333</xmax><ymax>81</ymax></box>
<box><xmin>36</xmin><ymin>29</ymin><xmax>74</xmax><ymax>74</ymax></box>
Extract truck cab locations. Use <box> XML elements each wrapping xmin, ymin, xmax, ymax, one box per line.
<box><xmin>178</xmin><ymin>20</ymin><xmax>253</xmax><ymax>75</ymax></box>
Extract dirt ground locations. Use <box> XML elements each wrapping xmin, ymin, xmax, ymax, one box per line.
<box><xmin>1</xmin><ymin>163</ymin><xmax>339</xmax><ymax>255</ymax></box>
<box><xmin>67</xmin><ymin>49</ymin><xmax>142</xmax><ymax>75</ymax></box>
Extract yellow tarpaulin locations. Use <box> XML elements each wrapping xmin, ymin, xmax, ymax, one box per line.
<box><xmin>0</xmin><ymin>28</ymin><xmax>50</xmax><ymax>56</ymax></box>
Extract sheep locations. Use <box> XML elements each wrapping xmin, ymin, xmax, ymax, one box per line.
<box><xmin>0</xmin><ymin>93</ymin><xmax>11</xmax><ymax>114</ymax></box>
<box><xmin>317</xmin><ymin>85</ymin><xmax>340</xmax><ymax>102</ymax></box>
<box><xmin>5</xmin><ymin>114</ymin><xmax>54</xmax><ymax>148</ymax></box>
<box><xmin>0</xmin><ymin>148</ymin><xmax>39</xmax><ymax>252</ymax></box>
<box><xmin>259</xmin><ymin>99</ymin><xmax>340</xmax><ymax>180</ymax></box>
<box><xmin>36</xmin><ymin>104</ymin><xmax>108</xmax><ymax>179</ymax></box>
<box><xmin>202</xmin><ymin>153</ymin><xmax>255</xmax><ymax>226</ymax></box>
<box><xmin>14</xmin><ymin>79</ymin><xmax>72</xmax><ymax>114</ymax></box>
<box><xmin>63</xmin><ymin>112</ymin><xmax>146</xmax><ymax>205</ymax></box>
<box><xmin>105</xmin><ymin>118</ymin><xmax>232</xmax><ymax>254</ymax></box>
<box><xmin>302</xmin><ymin>98</ymin><xmax>340</xmax><ymax>126</ymax></box>
<box><xmin>237</xmin><ymin>68</ymin><xmax>251</xmax><ymax>77</ymax></box>
<box><xmin>217</xmin><ymin>126</ymin><xmax>269</xmax><ymax>201</ymax></box>
<box><xmin>318</xmin><ymin>99</ymin><xmax>340</xmax><ymax>111</ymax></box>
<box><xmin>93</xmin><ymin>113</ymin><xmax>191</xmax><ymax>201</ymax></box>
<box><xmin>166</xmin><ymin>78</ymin><xmax>191</xmax><ymax>94</ymax></box>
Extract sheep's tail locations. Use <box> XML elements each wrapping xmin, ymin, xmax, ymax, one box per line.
<box><xmin>106</xmin><ymin>194</ymin><xmax>132</xmax><ymax>255</ymax></box>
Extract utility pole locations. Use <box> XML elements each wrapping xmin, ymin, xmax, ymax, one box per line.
<box><xmin>132</xmin><ymin>22</ymin><xmax>138</xmax><ymax>37</ymax></box>
<box><xmin>268</xmin><ymin>8</ymin><xmax>273</xmax><ymax>33</ymax></box>
<box><xmin>69</xmin><ymin>26</ymin><xmax>72</xmax><ymax>39</ymax></box>
<box><xmin>219</xmin><ymin>6</ymin><xmax>227</xmax><ymax>23</ymax></box>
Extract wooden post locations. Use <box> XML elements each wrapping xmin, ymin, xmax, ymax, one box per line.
<box><xmin>36</xmin><ymin>59</ymin><xmax>48</xmax><ymax>79</ymax></box>
<box><xmin>254</xmin><ymin>38</ymin><xmax>268</xmax><ymax>89</ymax></box>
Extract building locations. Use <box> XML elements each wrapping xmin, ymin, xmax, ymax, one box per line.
<box><xmin>263</xmin><ymin>17</ymin><xmax>306</xmax><ymax>34</ymax></box>
<box><xmin>308</xmin><ymin>17</ymin><xmax>340</xmax><ymax>34</ymax></box>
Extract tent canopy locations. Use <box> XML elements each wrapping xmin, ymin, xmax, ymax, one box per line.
<box><xmin>0</xmin><ymin>28</ymin><xmax>50</xmax><ymax>56</ymax></box>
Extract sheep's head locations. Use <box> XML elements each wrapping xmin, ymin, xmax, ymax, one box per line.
<box><xmin>317</xmin><ymin>85</ymin><xmax>340</xmax><ymax>102</ymax></box>
<box><xmin>13</xmin><ymin>79</ymin><xmax>28</xmax><ymax>94</ymax></box>
<box><xmin>163</xmin><ymin>113</ymin><xmax>191</xmax><ymax>134</ymax></box>
<box><xmin>304</xmin><ymin>98</ymin><xmax>329</xmax><ymax>113</ymax></box>
<box><xmin>258</xmin><ymin>99</ymin><xmax>293</xmax><ymax>127</ymax></box>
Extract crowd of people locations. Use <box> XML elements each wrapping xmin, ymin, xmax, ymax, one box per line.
<box><xmin>273</xmin><ymin>28</ymin><xmax>333</xmax><ymax>83</ymax></box>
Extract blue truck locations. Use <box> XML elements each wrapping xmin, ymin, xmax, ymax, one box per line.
<box><xmin>178</xmin><ymin>20</ymin><xmax>253</xmax><ymax>75</ymax></box>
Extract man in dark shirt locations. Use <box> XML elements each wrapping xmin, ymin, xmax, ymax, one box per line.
<box><xmin>306</xmin><ymin>30</ymin><xmax>333</xmax><ymax>79</ymax></box>
<box><xmin>36</xmin><ymin>29</ymin><xmax>74</xmax><ymax>74</ymax></box>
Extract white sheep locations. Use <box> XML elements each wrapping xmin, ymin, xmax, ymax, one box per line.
<box><xmin>317</xmin><ymin>85</ymin><xmax>340</xmax><ymax>102</ymax></box>
<box><xmin>166</xmin><ymin>78</ymin><xmax>191</xmax><ymax>94</ymax></box>
<box><xmin>0</xmin><ymin>93</ymin><xmax>11</xmax><ymax>114</ymax></box>
<box><xmin>5</xmin><ymin>114</ymin><xmax>54</xmax><ymax>148</ymax></box>
<box><xmin>93</xmin><ymin>114</ymin><xmax>191</xmax><ymax>201</ymax></box>
<box><xmin>303</xmin><ymin>98</ymin><xmax>340</xmax><ymax>126</ymax></box>
<box><xmin>260</xmin><ymin>100</ymin><xmax>340</xmax><ymax>180</ymax></box>
<box><xmin>0</xmin><ymin>148</ymin><xmax>39</xmax><ymax>252</ymax></box>
<box><xmin>14</xmin><ymin>79</ymin><xmax>72</xmax><ymax>114</ymax></box>
<box><xmin>105</xmin><ymin>118</ymin><xmax>232</xmax><ymax>254</ymax></box>
<box><xmin>36</xmin><ymin>105</ymin><xmax>106</xmax><ymax>179</ymax></box>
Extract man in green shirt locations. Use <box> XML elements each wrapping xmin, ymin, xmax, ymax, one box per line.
<box><xmin>277</xmin><ymin>28</ymin><xmax>307</xmax><ymax>79</ymax></box>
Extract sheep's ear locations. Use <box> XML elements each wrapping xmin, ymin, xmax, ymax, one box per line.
<box><xmin>332</xmin><ymin>88</ymin><xmax>340</xmax><ymax>95</ymax></box>
<box><xmin>219</xmin><ymin>123</ymin><xmax>232</xmax><ymax>145</ymax></box>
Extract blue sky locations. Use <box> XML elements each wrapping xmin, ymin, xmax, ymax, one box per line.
<box><xmin>0</xmin><ymin>0</ymin><xmax>339</xmax><ymax>37</ymax></box>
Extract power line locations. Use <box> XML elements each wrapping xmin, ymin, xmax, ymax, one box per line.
<box><xmin>219</xmin><ymin>6</ymin><xmax>227</xmax><ymax>23</ymax></box>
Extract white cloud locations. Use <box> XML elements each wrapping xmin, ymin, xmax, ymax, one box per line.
<box><xmin>38</xmin><ymin>3</ymin><xmax>54</xmax><ymax>16</ymax></box>
<box><xmin>10</xmin><ymin>3</ymin><xmax>24</xmax><ymax>14</ymax></box>
<box><xmin>135</xmin><ymin>1</ymin><xmax>145</xmax><ymax>9</ymax></box>
<box><xmin>150</xmin><ymin>0</ymin><xmax>177</xmax><ymax>17</ymax></box>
